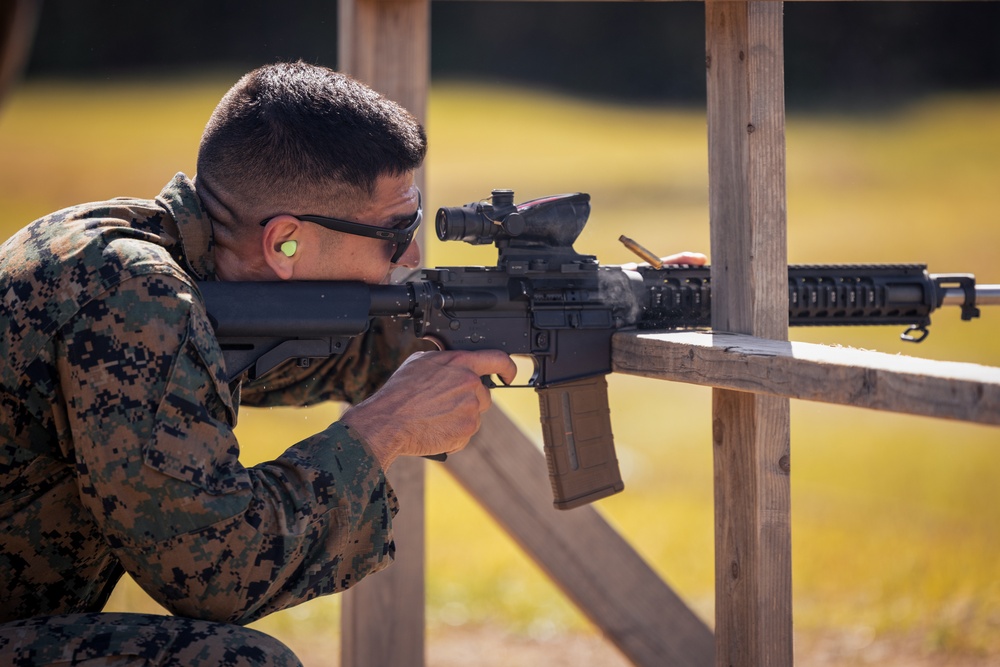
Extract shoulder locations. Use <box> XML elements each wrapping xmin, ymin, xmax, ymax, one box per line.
<box><xmin>4</xmin><ymin>193</ymin><xmax>195</xmax><ymax>302</ymax></box>
<box><xmin>0</xmin><ymin>196</ymin><xmax>200</xmax><ymax>380</ymax></box>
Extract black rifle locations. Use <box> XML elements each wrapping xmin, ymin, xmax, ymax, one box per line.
<box><xmin>200</xmin><ymin>189</ymin><xmax>997</xmax><ymax>510</ymax></box>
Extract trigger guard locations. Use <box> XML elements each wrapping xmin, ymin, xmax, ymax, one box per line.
<box><xmin>482</xmin><ymin>374</ymin><xmax>532</xmax><ymax>389</ymax></box>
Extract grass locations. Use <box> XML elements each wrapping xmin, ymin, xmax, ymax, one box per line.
<box><xmin>2</xmin><ymin>77</ymin><xmax>999</xmax><ymax>661</ymax></box>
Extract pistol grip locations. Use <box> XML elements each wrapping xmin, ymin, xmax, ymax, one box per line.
<box><xmin>536</xmin><ymin>375</ymin><xmax>624</xmax><ymax>510</ymax></box>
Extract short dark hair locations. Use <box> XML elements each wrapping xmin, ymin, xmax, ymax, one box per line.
<box><xmin>197</xmin><ymin>61</ymin><xmax>427</xmax><ymax>219</ymax></box>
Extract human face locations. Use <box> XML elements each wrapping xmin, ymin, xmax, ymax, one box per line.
<box><xmin>288</xmin><ymin>172</ymin><xmax>422</xmax><ymax>284</ymax></box>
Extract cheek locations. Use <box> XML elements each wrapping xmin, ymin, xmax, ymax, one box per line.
<box><xmin>399</xmin><ymin>240</ymin><xmax>421</xmax><ymax>267</ymax></box>
<box><xmin>347</xmin><ymin>242</ymin><xmax>394</xmax><ymax>282</ymax></box>
<box><xmin>321</xmin><ymin>238</ymin><xmax>383</xmax><ymax>278</ymax></box>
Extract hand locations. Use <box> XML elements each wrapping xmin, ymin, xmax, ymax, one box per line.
<box><xmin>620</xmin><ymin>251</ymin><xmax>707</xmax><ymax>270</ymax></box>
<box><xmin>341</xmin><ymin>349</ymin><xmax>517</xmax><ymax>470</ymax></box>
<box><xmin>660</xmin><ymin>251</ymin><xmax>707</xmax><ymax>266</ymax></box>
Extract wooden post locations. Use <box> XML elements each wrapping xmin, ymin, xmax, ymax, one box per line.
<box><xmin>0</xmin><ymin>0</ymin><xmax>42</xmax><ymax>108</ymax></box>
<box><xmin>338</xmin><ymin>1</ymin><xmax>430</xmax><ymax>666</ymax></box>
<box><xmin>338</xmin><ymin>0</ymin><xmax>430</xmax><ymax>107</ymax></box>
<box><xmin>705</xmin><ymin>2</ymin><xmax>792</xmax><ymax>666</ymax></box>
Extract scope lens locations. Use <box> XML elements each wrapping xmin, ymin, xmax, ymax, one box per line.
<box><xmin>435</xmin><ymin>205</ymin><xmax>495</xmax><ymax>244</ymax></box>
<box><xmin>435</xmin><ymin>208</ymin><xmax>451</xmax><ymax>241</ymax></box>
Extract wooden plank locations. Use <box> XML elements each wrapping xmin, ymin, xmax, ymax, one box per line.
<box><xmin>614</xmin><ymin>331</ymin><xmax>1000</xmax><ymax>425</ymax></box>
<box><xmin>705</xmin><ymin>2</ymin><xmax>792</xmax><ymax>666</ymax></box>
<box><xmin>443</xmin><ymin>407</ymin><xmax>715</xmax><ymax>667</ymax></box>
<box><xmin>706</xmin><ymin>2</ymin><xmax>788</xmax><ymax>341</ymax></box>
<box><xmin>338</xmin><ymin>1</ymin><xmax>430</xmax><ymax>665</ymax></box>
<box><xmin>338</xmin><ymin>0</ymin><xmax>430</xmax><ymax>104</ymax></box>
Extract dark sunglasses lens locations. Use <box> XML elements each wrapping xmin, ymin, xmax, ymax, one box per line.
<box><xmin>391</xmin><ymin>209</ymin><xmax>421</xmax><ymax>262</ymax></box>
<box><xmin>391</xmin><ymin>240</ymin><xmax>409</xmax><ymax>263</ymax></box>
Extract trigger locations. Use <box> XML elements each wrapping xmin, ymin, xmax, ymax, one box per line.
<box><xmin>481</xmin><ymin>375</ymin><xmax>498</xmax><ymax>389</ymax></box>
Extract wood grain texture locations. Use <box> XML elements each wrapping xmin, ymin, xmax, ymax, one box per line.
<box><xmin>706</xmin><ymin>1</ymin><xmax>787</xmax><ymax>341</ymax></box>
<box><xmin>706</xmin><ymin>2</ymin><xmax>792</xmax><ymax>665</ymax></box>
<box><xmin>444</xmin><ymin>407</ymin><xmax>715</xmax><ymax>667</ymax></box>
<box><xmin>338</xmin><ymin>0</ymin><xmax>430</xmax><ymax>109</ymax></box>
<box><xmin>712</xmin><ymin>390</ymin><xmax>791</xmax><ymax>667</ymax></box>
<box><xmin>614</xmin><ymin>331</ymin><xmax>1000</xmax><ymax>425</ymax></box>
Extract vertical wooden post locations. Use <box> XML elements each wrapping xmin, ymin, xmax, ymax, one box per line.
<box><xmin>338</xmin><ymin>0</ymin><xmax>430</xmax><ymax>109</ymax></box>
<box><xmin>0</xmin><ymin>0</ymin><xmax>42</xmax><ymax>107</ymax></box>
<box><xmin>338</xmin><ymin>1</ymin><xmax>430</xmax><ymax>666</ymax></box>
<box><xmin>705</xmin><ymin>2</ymin><xmax>792</xmax><ymax>666</ymax></box>
<box><xmin>341</xmin><ymin>457</ymin><xmax>426</xmax><ymax>667</ymax></box>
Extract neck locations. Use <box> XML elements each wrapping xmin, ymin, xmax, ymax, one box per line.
<box><xmin>195</xmin><ymin>175</ymin><xmax>272</xmax><ymax>281</ymax></box>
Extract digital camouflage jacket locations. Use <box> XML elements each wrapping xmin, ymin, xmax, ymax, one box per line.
<box><xmin>0</xmin><ymin>173</ymin><xmax>421</xmax><ymax>625</ymax></box>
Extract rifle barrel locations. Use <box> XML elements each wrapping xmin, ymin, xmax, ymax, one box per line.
<box><xmin>941</xmin><ymin>285</ymin><xmax>1000</xmax><ymax>307</ymax></box>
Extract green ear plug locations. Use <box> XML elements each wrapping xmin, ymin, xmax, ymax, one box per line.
<box><xmin>280</xmin><ymin>240</ymin><xmax>297</xmax><ymax>257</ymax></box>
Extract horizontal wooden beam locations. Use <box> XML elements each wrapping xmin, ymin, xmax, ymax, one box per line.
<box><xmin>444</xmin><ymin>407</ymin><xmax>715</xmax><ymax>667</ymax></box>
<box><xmin>613</xmin><ymin>330</ymin><xmax>1000</xmax><ymax>426</ymax></box>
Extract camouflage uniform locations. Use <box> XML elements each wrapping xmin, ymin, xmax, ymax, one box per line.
<box><xmin>0</xmin><ymin>174</ymin><xmax>425</xmax><ymax>665</ymax></box>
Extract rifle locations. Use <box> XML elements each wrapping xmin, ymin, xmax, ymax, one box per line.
<box><xmin>200</xmin><ymin>189</ymin><xmax>999</xmax><ymax>510</ymax></box>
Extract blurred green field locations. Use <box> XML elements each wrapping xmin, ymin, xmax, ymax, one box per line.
<box><xmin>2</xmin><ymin>78</ymin><xmax>999</xmax><ymax>663</ymax></box>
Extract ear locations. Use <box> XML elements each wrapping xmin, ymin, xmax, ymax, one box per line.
<box><xmin>260</xmin><ymin>215</ymin><xmax>303</xmax><ymax>280</ymax></box>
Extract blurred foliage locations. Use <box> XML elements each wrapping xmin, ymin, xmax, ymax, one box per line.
<box><xmin>16</xmin><ymin>1</ymin><xmax>1000</xmax><ymax>109</ymax></box>
<box><xmin>2</xmin><ymin>78</ymin><xmax>1000</xmax><ymax>664</ymax></box>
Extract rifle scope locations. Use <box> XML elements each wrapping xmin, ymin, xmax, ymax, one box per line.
<box><xmin>436</xmin><ymin>189</ymin><xmax>591</xmax><ymax>249</ymax></box>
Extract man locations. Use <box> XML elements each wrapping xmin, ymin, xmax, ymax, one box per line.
<box><xmin>0</xmin><ymin>62</ymin><xmax>515</xmax><ymax>666</ymax></box>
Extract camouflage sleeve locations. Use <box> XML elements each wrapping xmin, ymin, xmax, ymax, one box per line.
<box><xmin>239</xmin><ymin>316</ymin><xmax>436</xmax><ymax>408</ymax></box>
<box><xmin>58</xmin><ymin>274</ymin><xmax>396</xmax><ymax>625</ymax></box>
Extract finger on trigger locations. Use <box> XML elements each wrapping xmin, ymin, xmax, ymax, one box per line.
<box><xmin>484</xmin><ymin>350</ymin><xmax>517</xmax><ymax>386</ymax></box>
<box><xmin>450</xmin><ymin>349</ymin><xmax>513</xmax><ymax>382</ymax></box>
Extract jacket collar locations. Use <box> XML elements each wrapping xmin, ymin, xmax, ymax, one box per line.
<box><xmin>156</xmin><ymin>172</ymin><xmax>217</xmax><ymax>281</ymax></box>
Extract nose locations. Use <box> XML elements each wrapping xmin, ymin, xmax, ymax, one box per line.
<box><xmin>393</xmin><ymin>238</ymin><xmax>421</xmax><ymax>269</ymax></box>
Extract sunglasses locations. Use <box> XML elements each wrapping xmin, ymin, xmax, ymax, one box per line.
<box><xmin>260</xmin><ymin>190</ymin><xmax>422</xmax><ymax>263</ymax></box>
